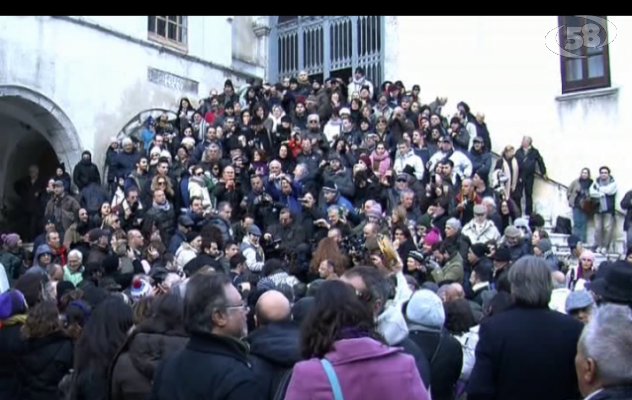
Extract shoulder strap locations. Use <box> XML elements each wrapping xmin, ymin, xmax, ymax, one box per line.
<box><xmin>430</xmin><ymin>330</ymin><xmax>445</xmax><ymax>365</ymax></box>
<box><xmin>273</xmin><ymin>368</ymin><xmax>293</xmax><ymax>400</ymax></box>
<box><xmin>320</xmin><ymin>358</ymin><xmax>345</xmax><ymax>400</ymax></box>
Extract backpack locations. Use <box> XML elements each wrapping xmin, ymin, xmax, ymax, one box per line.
<box><xmin>554</xmin><ymin>216</ymin><xmax>572</xmax><ymax>235</ymax></box>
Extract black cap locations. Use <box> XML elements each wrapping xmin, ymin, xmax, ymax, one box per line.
<box><xmin>178</xmin><ymin>215</ymin><xmax>194</xmax><ymax>228</ymax></box>
<box><xmin>492</xmin><ymin>246</ymin><xmax>512</xmax><ymax>262</ymax></box>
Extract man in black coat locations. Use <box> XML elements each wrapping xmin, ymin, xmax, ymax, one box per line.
<box><xmin>247</xmin><ymin>290</ymin><xmax>301</xmax><ymax>400</ymax></box>
<box><xmin>183</xmin><ymin>236</ymin><xmax>223</xmax><ymax>276</ymax></box>
<box><xmin>73</xmin><ymin>150</ymin><xmax>101</xmax><ymax>191</ymax></box>
<box><xmin>514</xmin><ymin>136</ymin><xmax>547</xmax><ymax>216</ymax></box>
<box><xmin>467</xmin><ymin>256</ymin><xmax>583</xmax><ymax>400</ymax></box>
<box><xmin>143</xmin><ymin>189</ymin><xmax>176</xmax><ymax>244</ymax></box>
<box><xmin>151</xmin><ymin>273</ymin><xmax>264</xmax><ymax>400</ymax></box>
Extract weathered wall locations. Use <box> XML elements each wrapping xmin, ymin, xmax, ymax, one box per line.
<box><xmin>389</xmin><ymin>16</ymin><xmax>630</xmax><ymax>245</ymax></box>
<box><xmin>0</xmin><ymin>15</ymin><xmax>264</xmax><ymax>171</ymax></box>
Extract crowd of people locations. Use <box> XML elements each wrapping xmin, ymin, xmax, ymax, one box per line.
<box><xmin>1</xmin><ymin>68</ymin><xmax>632</xmax><ymax>400</ymax></box>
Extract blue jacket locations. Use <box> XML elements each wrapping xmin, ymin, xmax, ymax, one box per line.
<box><xmin>115</xmin><ymin>149</ymin><xmax>141</xmax><ymax>178</ymax></box>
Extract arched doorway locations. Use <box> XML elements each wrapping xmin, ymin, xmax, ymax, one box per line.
<box><xmin>0</xmin><ymin>85</ymin><xmax>82</xmax><ymax>237</ymax></box>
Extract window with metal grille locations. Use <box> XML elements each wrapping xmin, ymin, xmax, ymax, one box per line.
<box><xmin>148</xmin><ymin>16</ymin><xmax>188</xmax><ymax>47</ymax></box>
<box><xmin>559</xmin><ymin>15</ymin><xmax>611</xmax><ymax>94</ymax></box>
<box><xmin>271</xmin><ymin>16</ymin><xmax>383</xmax><ymax>87</ymax></box>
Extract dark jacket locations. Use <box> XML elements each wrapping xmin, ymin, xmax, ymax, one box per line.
<box><xmin>183</xmin><ymin>253</ymin><xmax>222</xmax><ymax>276</ymax></box>
<box><xmin>515</xmin><ymin>146</ymin><xmax>546</xmax><ymax>177</ymax></box>
<box><xmin>397</xmin><ymin>337</ymin><xmax>432</xmax><ymax>390</ymax></box>
<box><xmin>266</xmin><ymin>223</ymin><xmax>307</xmax><ymax>254</ymax></box>
<box><xmin>105</xmin><ymin>147</ymin><xmax>120</xmax><ymax>184</ymax></box>
<box><xmin>589</xmin><ymin>385</ymin><xmax>632</xmax><ymax>400</ymax></box>
<box><xmin>80</xmin><ymin>183</ymin><xmax>110</xmax><ymax>215</ymax></box>
<box><xmin>409</xmin><ymin>329</ymin><xmax>463</xmax><ymax>400</ymax></box>
<box><xmin>468</xmin><ymin>149</ymin><xmax>492</xmax><ymax>178</ymax></box>
<box><xmin>467</xmin><ymin>306</ymin><xmax>583</xmax><ymax>400</ymax></box>
<box><xmin>507</xmin><ymin>238</ymin><xmax>530</xmax><ymax>262</ymax></box>
<box><xmin>110</xmin><ymin>331</ymin><xmax>188</xmax><ymax>400</ymax></box>
<box><xmin>247</xmin><ymin>322</ymin><xmax>301</xmax><ymax>400</ymax></box>
<box><xmin>150</xmin><ymin>333</ymin><xmax>264</xmax><ymax>400</ymax></box>
<box><xmin>321</xmin><ymin>167</ymin><xmax>355</xmax><ymax>199</ymax></box>
<box><xmin>168</xmin><ymin>230</ymin><xmax>187</xmax><ymax>255</ymax></box>
<box><xmin>73</xmin><ymin>152</ymin><xmax>102</xmax><ymax>191</ymax></box>
<box><xmin>115</xmin><ymin>149</ymin><xmax>142</xmax><ymax>179</ymax></box>
<box><xmin>16</xmin><ymin>332</ymin><xmax>74</xmax><ymax>400</ymax></box>
<box><xmin>207</xmin><ymin>216</ymin><xmax>233</xmax><ymax>246</ymax></box>
<box><xmin>144</xmin><ymin>204</ymin><xmax>177</xmax><ymax>244</ymax></box>
<box><xmin>0</xmin><ymin>322</ymin><xmax>27</xmax><ymax>399</ymax></box>
<box><xmin>88</xmin><ymin>245</ymin><xmax>110</xmax><ymax>266</ymax></box>
<box><xmin>620</xmin><ymin>190</ymin><xmax>632</xmax><ymax>231</ymax></box>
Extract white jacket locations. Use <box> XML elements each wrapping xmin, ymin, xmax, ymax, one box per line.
<box><xmin>175</xmin><ymin>242</ymin><xmax>198</xmax><ymax>272</ymax></box>
<box><xmin>188</xmin><ymin>177</ymin><xmax>212</xmax><ymax>211</ymax></box>
<box><xmin>462</xmin><ymin>220</ymin><xmax>500</xmax><ymax>244</ymax></box>
<box><xmin>455</xmin><ymin>325</ymin><xmax>479</xmax><ymax>380</ymax></box>
<box><xmin>428</xmin><ymin>149</ymin><xmax>473</xmax><ymax>179</ymax></box>
<box><xmin>393</xmin><ymin>150</ymin><xmax>425</xmax><ymax>181</ymax></box>
<box><xmin>549</xmin><ymin>287</ymin><xmax>571</xmax><ymax>314</ymax></box>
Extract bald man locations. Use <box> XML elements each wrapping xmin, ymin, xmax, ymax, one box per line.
<box><xmin>550</xmin><ymin>271</ymin><xmax>571</xmax><ymax>314</ymax></box>
<box><xmin>254</xmin><ymin>290</ymin><xmax>291</xmax><ymax>327</ymax></box>
<box><xmin>248</xmin><ymin>290</ymin><xmax>301</xmax><ymax>399</ymax></box>
<box><xmin>442</xmin><ymin>283</ymin><xmax>484</xmax><ymax>322</ymax></box>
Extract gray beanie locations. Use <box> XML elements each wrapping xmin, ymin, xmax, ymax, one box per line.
<box><xmin>406</xmin><ymin>289</ymin><xmax>445</xmax><ymax>332</ymax></box>
<box><xmin>504</xmin><ymin>226</ymin><xmax>521</xmax><ymax>238</ymax></box>
<box><xmin>446</xmin><ymin>218</ymin><xmax>462</xmax><ymax>232</ymax></box>
<box><xmin>536</xmin><ymin>238</ymin><xmax>552</xmax><ymax>253</ymax></box>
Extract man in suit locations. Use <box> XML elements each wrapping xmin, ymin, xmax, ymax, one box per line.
<box><xmin>467</xmin><ymin>256</ymin><xmax>584</xmax><ymax>400</ymax></box>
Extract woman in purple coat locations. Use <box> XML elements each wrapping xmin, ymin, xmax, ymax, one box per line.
<box><xmin>284</xmin><ymin>280</ymin><xmax>430</xmax><ymax>400</ymax></box>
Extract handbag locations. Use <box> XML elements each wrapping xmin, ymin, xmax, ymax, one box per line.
<box><xmin>321</xmin><ymin>358</ymin><xmax>345</xmax><ymax>400</ymax></box>
<box><xmin>579</xmin><ymin>196</ymin><xmax>597</xmax><ymax>215</ymax></box>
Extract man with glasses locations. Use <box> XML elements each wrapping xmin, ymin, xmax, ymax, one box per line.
<box><xmin>463</xmin><ymin>204</ymin><xmax>501</xmax><ymax>245</ymax></box>
<box><xmin>151</xmin><ymin>273</ymin><xmax>262</xmax><ymax>400</ymax></box>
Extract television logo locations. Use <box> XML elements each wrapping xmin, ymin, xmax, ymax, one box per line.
<box><xmin>545</xmin><ymin>16</ymin><xmax>617</xmax><ymax>58</ymax></box>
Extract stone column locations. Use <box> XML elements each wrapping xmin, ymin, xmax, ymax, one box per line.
<box><xmin>252</xmin><ymin>16</ymin><xmax>272</xmax><ymax>79</ymax></box>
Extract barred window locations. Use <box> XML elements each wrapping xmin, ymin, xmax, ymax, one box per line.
<box><xmin>148</xmin><ymin>16</ymin><xmax>188</xmax><ymax>47</ymax></box>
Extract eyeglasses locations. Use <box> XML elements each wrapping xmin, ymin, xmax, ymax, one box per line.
<box><xmin>158</xmin><ymin>181</ymin><xmax>166</xmax><ymax>185</ymax></box>
<box><xmin>396</xmin><ymin>178</ymin><xmax>407</xmax><ymax>183</ymax></box>
<box><xmin>309</xmin><ymin>120</ymin><xmax>319</xmax><ymax>124</ymax></box>
<box><xmin>225</xmin><ymin>301</ymin><xmax>249</xmax><ymax>312</ymax></box>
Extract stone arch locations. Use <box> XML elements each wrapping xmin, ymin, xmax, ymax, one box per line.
<box><xmin>0</xmin><ymin>85</ymin><xmax>81</xmax><ymax>232</ymax></box>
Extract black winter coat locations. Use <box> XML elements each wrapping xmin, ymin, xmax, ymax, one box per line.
<box><xmin>110</xmin><ymin>331</ymin><xmax>188</xmax><ymax>400</ymax></box>
<box><xmin>590</xmin><ymin>385</ymin><xmax>632</xmax><ymax>400</ymax></box>
<box><xmin>183</xmin><ymin>252</ymin><xmax>222</xmax><ymax>276</ymax></box>
<box><xmin>266</xmin><ymin>223</ymin><xmax>307</xmax><ymax>253</ymax></box>
<box><xmin>16</xmin><ymin>332</ymin><xmax>73</xmax><ymax>400</ymax></box>
<box><xmin>409</xmin><ymin>329</ymin><xmax>463</xmax><ymax>400</ymax></box>
<box><xmin>150</xmin><ymin>333</ymin><xmax>264</xmax><ymax>400</ymax></box>
<box><xmin>115</xmin><ymin>150</ymin><xmax>142</xmax><ymax>179</ymax></box>
<box><xmin>74</xmin><ymin>158</ymin><xmax>102</xmax><ymax>191</ymax></box>
<box><xmin>0</xmin><ymin>322</ymin><xmax>27</xmax><ymax>399</ymax></box>
<box><xmin>515</xmin><ymin>147</ymin><xmax>547</xmax><ymax>177</ymax></box>
<box><xmin>80</xmin><ymin>183</ymin><xmax>110</xmax><ymax>215</ymax></box>
<box><xmin>467</xmin><ymin>305</ymin><xmax>583</xmax><ymax>400</ymax></box>
<box><xmin>247</xmin><ymin>322</ymin><xmax>301</xmax><ymax>400</ymax></box>
<box><xmin>144</xmin><ymin>205</ymin><xmax>176</xmax><ymax>244</ymax></box>
<box><xmin>469</xmin><ymin>150</ymin><xmax>492</xmax><ymax>178</ymax></box>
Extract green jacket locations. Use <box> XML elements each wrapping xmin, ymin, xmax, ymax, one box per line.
<box><xmin>0</xmin><ymin>251</ymin><xmax>22</xmax><ymax>282</ymax></box>
<box><xmin>431</xmin><ymin>252</ymin><xmax>464</xmax><ymax>284</ymax></box>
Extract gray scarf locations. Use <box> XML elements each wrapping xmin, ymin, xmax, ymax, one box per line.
<box><xmin>153</xmin><ymin>200</ymin><xmax>171</xmax><ymax>212</ymax></box>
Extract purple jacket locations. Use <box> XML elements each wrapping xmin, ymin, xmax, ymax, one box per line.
<box><xmin>284</xmin><ymin>337</ymin><xmax>430</xmax><ymax>400</ymax></box>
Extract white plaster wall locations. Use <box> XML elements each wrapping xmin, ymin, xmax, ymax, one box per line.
<box><xmin>74</xmin><ymin>16</ymin><xmax>147</xmax><ymax>39</ymax></box>
<box><xmin>390</xmin><ymin>16</ymin><xmax>631</xmax><ymax>226</ymax></box>
<box><xmin>0</xmin><ymin>16</ymin><xmax>262</xmax><ymax>170</ymax></box>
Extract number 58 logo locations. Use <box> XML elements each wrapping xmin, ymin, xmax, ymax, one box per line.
<box><xmin>545</xmin><ymin>16</ymin><xmax>617</xmax><ymax>58</ymax></box>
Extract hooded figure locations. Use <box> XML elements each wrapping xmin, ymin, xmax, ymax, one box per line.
<box><xmin>55</xmin><ymin>163</ymin><xmax>72</xmax><ymax>193</ymax></box>
<box><xmin>26</xmin><ymin>244</ymin><xmax>53</xmax><ymax>278</ymax></box>
<box><xmin>73</xmin><ymin>151</ymin><xmax>101</xmax><ymax>191</ymax></box>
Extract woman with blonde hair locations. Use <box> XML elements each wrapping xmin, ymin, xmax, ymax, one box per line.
<box><xmin>309</xmin><ymin>237</ymin><xmax>350</xmax><ymax>278</ymax></box>
<box><xmin>150</xmin><ymin>175</ymin><xmax>175</xmax><ymax>203</ymax></box>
